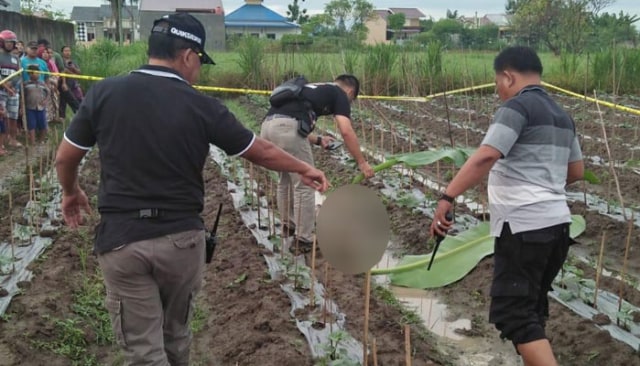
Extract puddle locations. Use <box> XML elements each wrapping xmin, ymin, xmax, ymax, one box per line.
<box><xmin>374</xmin><ymin>251</ymin><xmax>470</xmax><ymax>341</ymax></box>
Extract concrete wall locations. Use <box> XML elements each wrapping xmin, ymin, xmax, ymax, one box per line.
<box><xmin>0</xmin><ymin>10</ymin><xmax>74</xmax><ymax>48</ymax></box>
<box><xmin>139</xmin><ymin>11</ymin><xmax>225</xmax><ymax>51</ymax></box>
<box><xmin>225</xmin><ymin>26</ymin><xmax>300</xmax><ymax>40</ymax></box>
<box><xmin>365</xmin><ymin>15</ymin><xmax>389</xmax><ymax>45</ymax></box>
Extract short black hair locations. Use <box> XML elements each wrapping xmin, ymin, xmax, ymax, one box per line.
<box><xmin>27</xmin><ymin>64</ymin><xmax>39</xmax><ymax>71</ymax></box>
<box><xmin>147</xmin><ymin>21</ymin><xmax>195</xmax><ymax>61</ymax></box>
<box><xmin>335</xmin><ymin>74</ymin><xmax>360</xmax><ymax>99</ymax></box>
<box><xmin>493</xmin><ymin>46</ymin><xmax>543</xmax><ymax>75</ymax></box>
<box><xmin>37</xmin><ymin>38</ymin><xmax>50</xmax><ymax>47</ymax></box>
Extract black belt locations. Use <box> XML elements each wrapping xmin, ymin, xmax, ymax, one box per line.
<box><xmin>100</xmin><ymin>209</ymin><xmax>198</xmax><ymax>219</ymax></box>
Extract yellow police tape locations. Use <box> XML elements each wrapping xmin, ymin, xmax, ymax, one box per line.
<box><xmin>21</xmin><ymin>69</ymin><xmax>640</xmax><ymax>116</ymax></box>
<box><xmin>0</xmin><ymin>69</ymin><xmax>23</xmax><ymax>86</ymax></box>
<box><xmin>542</xmin><ymin>82</ymin><xmax>640</xmax><ymax>117</ymax></box>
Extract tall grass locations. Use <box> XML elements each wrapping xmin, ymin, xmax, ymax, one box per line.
<box><xmin>362</xmin><ymin>44</ymin><xmax>399</xmax><ymax>95</ymax></box>
<box><xmin>236</xmin><ymin>36</ymin><xmax>266</xmax><ymax>89</ymax></box>
<box><xmin>70</xmin><ymin>40</ymin><xmax>640</xmax><ymax>97</ymax></box>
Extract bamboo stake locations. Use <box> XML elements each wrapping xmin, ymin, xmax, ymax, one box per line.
<box><xmin>256</xmin><ymin>173</ymin><xmax>261</xmax><ymax>229</ymax></box>
<box><xmin>9</xmin><ymin>191</ymin><xmax>15</xmax><ymax>273</ymax></box>
<box><xmin>593</xmin><ymin>231</ymin><xmax>606</xmax><ymax>309</ymax></box>
<box><xmin>618</xmin><ymin>211</ymin><xmax>634</xmax><ymax>313</ymax></box>
<box><xmin>404</xmin><ymin>324</ymin><xmax>412</xmax><ymax>366</ymax></box>
<box><xmin>595</xmin><ymin>90</ymin><xmax>626</xmax><ymax>220</ymax></box>
<box><xmin>372</xmin><ymin>338</ymin><xmax>378</xmax><ymax>366</ymax></box>
<box><xmin>310</xmin><ymin>234</ymin><xmax>317</xmax><ymax>307</ymax></box>
<box><xmin>267</xmin><ymin>178</ymin><xmax>273</xmax><ymax>237</ymax></box>
<box><xmin>363</xmin><ymin>270</ymin><xmax>371</xmax><ymax>366</ymax></box>
<box><xmin>323</xmin><ymin>262</ymin><xmax>329</xmax><ymax>325</ymax></box>
<box><xmin>370</xmin><ymin>120</ymin><xmax>375</xmax><ymax>155</ymax></box>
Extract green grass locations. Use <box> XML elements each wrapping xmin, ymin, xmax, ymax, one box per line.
<box><xmin>73</xmin><ymin>39</ymin><xmax>640</xmax><ymax>96</ymax></box>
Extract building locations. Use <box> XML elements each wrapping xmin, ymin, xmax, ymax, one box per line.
<box><xmin>460</xmin><ymin>13</ymin><xmax>512</xmax><ymax>39</ymax></box>
<box><xmin>365</xmin><ymin>7</ymin><xmax>426</xmax><ymax>45</ymax></box>
<box><xmin>70</xmin><ymin>5</ymin><xmax>139</xmax><ymax>43</ymax></box>
<box><xmin>225</xmin><ymin>0</ymin><xmax>300</xmax><ymax>40</ymax></box>
<box><xmin>139</xmin><ymin>0</ymin><xmax>225</xmax><ymax>51</ymax></box>
<box><xmin>1</xmin><ymin>0</ymin><xmax>19</xmax><ymax>13</ymax></box>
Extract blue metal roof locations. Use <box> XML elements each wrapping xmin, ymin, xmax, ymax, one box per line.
<box><xmin>225</xmin><ymin>4</ymin><xmax>300</xmax><ymax>28</ymax></box>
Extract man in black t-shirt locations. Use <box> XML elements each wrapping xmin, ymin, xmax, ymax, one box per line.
<box><xmin>261</xmin><ymin>75</ymin><xmax>374</xmax><ymax>249</ymax></box>
<box><xmin>55</xmin><ymin>13</ymin><xmax>328</xmax><ymax>366</ymax></box>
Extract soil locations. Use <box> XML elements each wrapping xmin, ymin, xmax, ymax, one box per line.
<box><xmin>2</xmin><ymin>88</ymin><xmax>640</xmax><ymax>366</ymax></box>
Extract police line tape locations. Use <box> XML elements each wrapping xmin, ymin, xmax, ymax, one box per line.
<box><xmin>0</xmin><ymin>69</ymin><xmax>23</xmax><ymax>86</ymax></box>
<box><xmin>19</xmin><ymin>69</ymin><xmax>640</xmax><ymax>116</ymax></box>
<box><xmin>542</xmin><ymin>82</ymin><xmax>640</xmax><ymax>117</ymax></box>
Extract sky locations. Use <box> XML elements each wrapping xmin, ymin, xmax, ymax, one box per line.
<box><xmin>51</xmin><ymin>0</ymin><xmax>640</xmax><ymax>20</ymax></box>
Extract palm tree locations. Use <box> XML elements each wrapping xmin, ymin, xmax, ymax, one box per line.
<box><xmin>108</xmin><ymin>0</ymin><xmax>138</xmax><ymax>45</ymax></box>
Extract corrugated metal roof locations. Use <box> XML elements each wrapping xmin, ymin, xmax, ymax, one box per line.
<box><xmin>227</xmin><ymin>4</ymin><xmax>284</xmax><ymax>22</ymax></box>
<box><xmin>484</xmin><ymin>14</ymin><xmax>510</xmax><ymax>27</ymax></box>
<box><xmin>70</xmin><ymin>6</ymin><xmax>101</xmax><ymax>21</ymax></box>
<box><xmin>389</xmin><ymin>8</ymin><xmax>426</xmax><ymax>19</ymax></box>
<box><xmin>140</xmin><ymin>0</ymin><xmax>223</xmax><ymax>12</ymax></box>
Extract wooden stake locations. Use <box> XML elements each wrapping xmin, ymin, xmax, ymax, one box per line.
<box><xmin>310</xmin><ymin>234</ymin><xmax>317</xmax><ymax>307</ymax></box>
<box><xmin>363</xmin><ymin>270</ymin><xmax>371</xmax><ymax>366</ymax></box>
<box><xmin>9</xmin><ymin>191</ymin><xmax>15</xmax><ymax>273</ymax></box>
<box><xmin>404</xmin><ymin>324</ymin><xmax>412</xmax><ymax>366</ymax></box>
<box><xmin>372</xmin><ymin>338</ymin><xmax>378</xmax><ymax>366</ymax></box>
<box><xmin>323</xmin><ymin>262</ymin><xmax>329</xmax><ymax>325</ymax></box>
<box><xmin>594</xmin><ymin>231</ymin><xmax>606</xmax><ymax>309</ymax></box>
<box><xmin>618</xmin><ymin>212</ymin><xmax>634</xmax><ymax>313</ymax></box>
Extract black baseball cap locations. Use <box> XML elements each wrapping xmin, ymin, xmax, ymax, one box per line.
<box><xmin>151</xmin><ymin>12</ymin><xmax>215</xmax><ymax>65</ymax></box>
<box><xmin>26</xmin><ymin>40</ymin><xmax>38</xmax><ymax>49</ymax></box>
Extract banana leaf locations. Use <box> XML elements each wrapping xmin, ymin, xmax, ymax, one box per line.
<box><xmin>373</xmin><ymin>215</ymin><xmax>586</xmax><ymax>289</ymax></box>
<box><xmin>352</xmin><ymin>148</ymin><xmax>476</xmax><ymax>184</ymax></box>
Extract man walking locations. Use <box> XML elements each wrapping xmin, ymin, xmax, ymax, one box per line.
<box><xmin>55</xmin><ymin>13</ymin><xmax>328</xmax><ymax>366</ymax></box>
<box><xmin>430</xmin><ymin>46</ymin><xmax>584</xmax><ymax>366</ymax></box>
<box><xmin>261</xmin><ymin>75</ymin><xmax>374</xmax><ymax>250</ymax></box>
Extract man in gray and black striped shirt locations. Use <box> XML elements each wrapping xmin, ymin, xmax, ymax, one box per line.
<box><xmin>431</xmin><ymin>46</ymin><xmax>584</xmax><ymax>366</ymax></box>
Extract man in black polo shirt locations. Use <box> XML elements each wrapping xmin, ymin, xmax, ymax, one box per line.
<box><xmin>261</xmin><ymin>75</ymin><xmax>374</xmax><ymax>249</ymax></box>
<box><xmin>55</xmin><ymin>12</ymin><xmax>328</xmax><ymax>366</ymax></box>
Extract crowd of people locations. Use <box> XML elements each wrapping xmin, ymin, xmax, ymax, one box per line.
<box><xmin>0</xmin><ymin>30</ymin><xmax>82</xmax><ymax>153</ymax></box>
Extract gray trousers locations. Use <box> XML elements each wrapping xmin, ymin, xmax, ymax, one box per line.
<box><xmin>98</xmin><ymin>229</ymin><xmax>205</xmax><ymax>366</ymax></box>
<box><xmin>260</xmin><ymin>116</ymin><xmax>316</xmax><ymax>242</ymax></box>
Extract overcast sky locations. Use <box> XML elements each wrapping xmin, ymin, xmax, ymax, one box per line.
<box><xmin>52</xmin><ymin>0</ymin><xmax>640</xmax><ymax>20</ymax></box>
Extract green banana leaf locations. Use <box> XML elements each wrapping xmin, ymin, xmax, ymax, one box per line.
<box><xmin>373</xmin><ymin>215</ymin><xmax>586</xmax><ymax>289</ymax></box>
<box><xmin>352</xmin><ymin>148</ymin><xmax>476</xmax><ymax>184</ymax></box>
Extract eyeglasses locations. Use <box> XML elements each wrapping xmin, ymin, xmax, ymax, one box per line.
<box><xmin>191</xmin><ymin>48</ymin><xmax>206</xmax><ymax>64</ymax></box>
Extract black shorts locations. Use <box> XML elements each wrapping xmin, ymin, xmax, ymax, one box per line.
<box><xmin>489</xmin><ymin>222</ymin><xmax>570</xmax><ymax>346</ymax></box>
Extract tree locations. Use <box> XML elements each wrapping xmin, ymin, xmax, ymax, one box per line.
<box><xmin>107</xmin><ymin>0</ymin><xmax>138</xmax><ymax>45</ymax></box>
<box><xmin>286</xmin><ymin>0</ymin><xmax>309</xmax><ymax>24</ymax></box>
<box><xmin>446</xmin><ymin>9</ymin><xmax>459</xmax><ymax>19</ymax></box>
<box><xmin>21</xmin><ymin>0</ymin><xmax>67</xmax><ymax>20</ymax></box>
<box><xmin>387</xmin><ymin>13</ymin><xmax>406</xmax><ymax>42</ymax></box>
<box><xmin>324</xmin><ymin>0</ymin><xmax>374</xmax><ymax>39</ymax></box>
<box><xmin>301</xmin><ymin>14</ymin><xmax>336</xmax><ymax>36</ymax></box>
<box><xmin>508</xmin><ymin>0</ymin><xmax>610</xmax><ymax>54</ymax></box>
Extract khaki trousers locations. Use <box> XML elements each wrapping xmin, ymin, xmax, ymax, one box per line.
<box><xmin>98</xmin><ymin>229</ymin><xmax>205</xmax><ymax>366</ymax></box>
<box><xmin>260</xmin><ymin>116</ymin><xmax>316</xmax><ymax>242</ymax></box>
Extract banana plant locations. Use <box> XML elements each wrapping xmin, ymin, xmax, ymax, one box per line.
<box><xmin>352</xmin><ymin>148</ymin><xmax>475</xmax><ymax>184</ymax></box>
<box><xmin>372</xmin><ymin>215</ymin><xmax>586</xmax><ymax>289</ymax></box>
<box><xmin>352</xmin><ymin>149</ymin><xmax>599</xmax><ymax>184</ymax></box>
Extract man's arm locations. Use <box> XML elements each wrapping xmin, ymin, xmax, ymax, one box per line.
<box><xmin>567</xmin><ymin>160</ymin><xmax>584</xmax><ymax>185</ymax></box>
<box><xmin>335</xmin><ymin>115</ymin><xmax>374</xmax><ymax>178</ymax></box>
<box><xmin>431</xmin><ymin>144</ymin><xmax>502</xmax><ymax>236</ymax></box>
<box><xmin>241</xmin><ymin>137</ymin><xmax>329</xmax><ymax>192</ymax></box>
<box><xmin>56</xmin><ymin>139</ymin><xmax>92</xmax><ymax>227</ymax></box>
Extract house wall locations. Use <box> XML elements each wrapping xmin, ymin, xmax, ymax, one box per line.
<box><xmin>225</xmin><ymin>26</ymin><xmax>299</xmax><ymax>40</ymax></box>
<box><xmin>0</xmin><ymin>10</ymin><xmax>74</xmax><ymax>48</ymax></box>
<box><xmin>365</xmin><ymin>15</ymin><xmax>389</xmax><ymax>45</ymax></box>
<box><xmin>405</xmin><ymin>18</ymin><xmax>420</xmax><ymax>28</ymax></box>
<box><xmin>139</xmin><ymin>11</ymin><xmax>225</xmax><ymax>51</ymax></box>
<box><xmin>75</xmin><ymin>21</ymin><xmax>106</xmax><ymax>42</ymax></box>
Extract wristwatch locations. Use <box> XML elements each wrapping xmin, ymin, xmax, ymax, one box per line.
<box><xmin>439</xmin><ymin>193</ymin><xmax>455</xmax><ymax>203</ymax></box>
<box><xmin>316</xmin><ymin>135</ymin><xmax>322</xmax><ymax>146</ymax></box>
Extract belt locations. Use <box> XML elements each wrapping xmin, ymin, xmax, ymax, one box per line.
<box><xmin>264</xmin><ymin>114</ymin><xmax>295</xmax><ymax>122</ymax></box>
<box><xmin>100</xmin><ymin>209</ymin><xmax>198</xmax><ymax>219</ymax></box>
